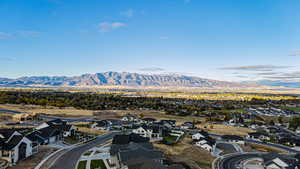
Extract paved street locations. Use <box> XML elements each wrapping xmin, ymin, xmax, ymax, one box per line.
<box><xmin>210</xmin><ymin>133</ymin><xmax>300</xmax><ymax>153</ymax></box>
<box><xmin>48</xmin><ymin>133</ymin><xmax>117</xmax><ymax>169</ymax></box>
<box><xmin>215</xmin><ymin>153</ymin><xmax>261</xmax><ymax>169</ymax></box>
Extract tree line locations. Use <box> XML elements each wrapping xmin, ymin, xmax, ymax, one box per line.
<box><xmin>0</xmin><ymin>90</ymin><xmax>299</xmax><ymax>116</ymax></box>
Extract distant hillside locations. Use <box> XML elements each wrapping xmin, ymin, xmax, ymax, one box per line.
<box><xmin>0</xmin><ymin>72</ymin><xmax>248</xmax><ymax>88</ymax></box>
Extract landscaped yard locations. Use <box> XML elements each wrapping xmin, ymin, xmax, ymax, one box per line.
<box><xmin>64</xmin><ymin>136</ymin><xmax>80</xmax><ymax>144</ymax></box>
<box><xmin>77</xmin><ymin>160</ymin><xmax>87</xmax><ymax>169</ymax></box>
<box><xmin>83</xmin><ymin>151</ymin><xmax>93</xmax><ymax>156</ymax></box>
<box><xmin>90</xmin><ymin>160</ymin><xmax>107</xmax><ymax>169</ymax></box>
<box><xmin>163</xmin><ymin>135</ymin><xmax>179</xmax><ymax>144</ymax></box>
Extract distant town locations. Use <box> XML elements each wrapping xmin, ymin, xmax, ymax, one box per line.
<box><xmin>0</xmin><ymin>89</ymin><xmax>299</xmax><ymax>169</ymax></box>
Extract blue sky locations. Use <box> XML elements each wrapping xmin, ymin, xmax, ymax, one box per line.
<box><xmin>0</xmin><ymin>0</ymin><xmax>300</xmax><ymax>82</ymax></box>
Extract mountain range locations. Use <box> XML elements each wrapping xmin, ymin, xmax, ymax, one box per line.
<box><xmin>0</xmin><ymin>72</ymin><xmax>249</xmax><ymax>88</ymax></box>
<box><xmin>1</xmin><ymin>72</ymin><xmax>299</xmax><ymax>89</ymax></box>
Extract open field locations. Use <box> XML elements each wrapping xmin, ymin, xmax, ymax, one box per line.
<box><xmin>0</xmin><ymin>104</ymin><xmax>206</xmax><ymax>124</ymax></box>
<box><xmin>0</xmin><ymin>104</ymin><xmax>95</xmax><ymax>117</ymax></box>
<box><xmin>76</xmin><ymin>127</ymin><xmax>108</xmax><ymax>135</ymax></box>
<box><xmin>197</xmin><ymin>123</ymin><xmax>254</xmax><ymax>136</ymax></box>
<box><xmin>94</xmin><ymin>109</ymin><xmax>207</xmax><ymax>123</ymax></box>
<box><xmin>154</xmin><ymin>137</ymin><xmax>215</xmax><ymax>169</ymax></box>
<box><xmin>241</xmin><ymin>143</ymin><xmax>289</xmax><ymax>154</ymax></box>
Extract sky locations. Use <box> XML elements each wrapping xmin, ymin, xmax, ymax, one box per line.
<box><xmin>0</xmin><ymin>0</ymin><xmax>300</xmax><ymax>82</ymax></box>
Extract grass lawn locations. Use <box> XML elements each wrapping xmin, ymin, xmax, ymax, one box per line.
<box><xmin>283</xmin><ymin>106</ymin><xmax>300</xmax><ymax>113</ymax></box>
<box><xmin>83</xmin><ymin>151</ymin><xmax>93</xmax><ymax>156</ymax></box>
<box><xmin>64</xmin><ymin>136</ymin><xmax>80</xmax><ymax>144</ymax></box>
<box><xmin>163</xmin><ymin>135</ymin><xmax>179</xmax><ymax>144</ymax></box>
<box><xmin>77</xmin><ymin>160</ymin><xmax>87</xmax><ymax>169</ymax></box>
<box><xmin>90</xmin><ymin>160</ymin><xmax>107</xmax><ymax>169</ymax></box>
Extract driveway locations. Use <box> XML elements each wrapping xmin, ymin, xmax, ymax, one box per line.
<box><xmin>48</xmin><ymin>132</ymin><xmax>117</xmax><ymax>169</ymax></box>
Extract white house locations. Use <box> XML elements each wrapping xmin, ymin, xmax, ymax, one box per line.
<box><xmin>121</xmin><ymin>114</ymin><xmax>138</xmax><ymax>122</ymax></box>
<box><xmin>265</xmin><ymin>158</ymin><xmax>290</xmax><ymax>169</ymax></box>
<box><xmin>192</xmin><ymin>133</ymin><xmax>206</xmax><ymax>140</ymax></box>
<box><xmin>132</xmin><ymin>126</ymin><xmax>162</xmax><ymax>140</ymax></box>
<box><xmin>247</xmin><ymin>132</ymin><xmax>270</xmax><ymax>141</ymax></box>
<box><xmin>195</xmin><ymin>138</ymin><xmax>216</xmax><ymax>152</ymax></box>
<box><xmin>221</xmin><ymin>135</ymin><xmax>245</xmax><ymax>145</ymax></box>
<box><xmin>63</xmin><ymin>125</ymin><xmax>77</xmax><ymax>137</ymax></box>
<box><xmin>0</xmin><ymin>130</ymin><xmax>33</xmax><ymax>165</ymax></box>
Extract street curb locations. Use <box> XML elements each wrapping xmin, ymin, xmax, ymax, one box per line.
<box><xmin>74</xmin><ymin>139</ymin><xmax>112</xmax><ymax>169</ymax></box>
<box><xmin>34</xmin><ymin>137</ymin><xmax>98</xmax><ymax>169</ymax></box>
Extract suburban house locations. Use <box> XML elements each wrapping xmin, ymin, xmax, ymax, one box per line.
<box><xmin>0</xmin><ymin>129</ymin><xmax>33</xmax><ymax>166</ymax></box>
<box><xmin>28</xmin><ymin>119</ymin><xmax>76</xmax><ymax>145</ymax></box>
<box><xmin>109</xmin><ymin>134</ymin><xmax>184</xmax><ymax>169</ymax></box>
<box><xmin>262</xmin><ymin>153</ymin><xmax>299</xmax><ymax>169</ymax></box>
<box><xmin>247</xmin><ymin>132</ymin><xmax>270</xmax><ymax>141</ymax></box>
<box><xmin>195</xmin><ymin>137</ymin><xmax>216</xmax><ymax>152</ymax></box>
<box><xmin>91</xmin><ymin>120</ymin><xmax>110</xmax><ymax>130</ymax></box>
<box><xmin>12</xmin><ymin>112</ymin><xmax>39</xmax><ymax>121</ymax></box>
<box><xmin>192</xmin><ymin>131</ymin><xmax>209</xmax><ymax>141</ymax></box>
<box><xmin>132</xmin><ymin>125</ymin><xmax>163</xmax><ymax>140</ymax></box>
<box><xmin>142</xmin><ymin>118</ymin><xmax>157</xmax><ymax>124</ymax></box>
<box><xmin>180</xmin><ymin>122</ymin><xmax>194</xmax><ymax>129</ymax></box>
<box><xmin>121</xmin><ymin>114</ymin><xmax>139</xmax><ymax>122</ymax></box>
<box><xmin>221</xmin><ymin>135</ymin><xmax>245</xmax><ymax>144</ymax></box>
<box><xmin>160</xmin><ymin>120</ymin><xmax>176</xmax><ymax>128</ymax></box>
<box><xmin>192</xmin><ymin>131</ymin><xmax>216</xmax><ymax>152</ymax></box>
<box><xmin>278</xmin><ymin>137</ymin><xmax>300</xmax><ymax>147</ymax></box>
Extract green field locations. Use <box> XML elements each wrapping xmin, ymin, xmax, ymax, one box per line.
<box><xmin>91</xmin><ymin>160</ymin><xmax>107</xmax><ymax>169</ymax></box>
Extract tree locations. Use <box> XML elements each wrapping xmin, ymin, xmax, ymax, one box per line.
<box><xmin>269</xmin><ymin>120</ymin><xmax>275</xmax><ymax>126</ymax></box>
<box><xmin>224</xmin><ymin>113</ymin><xmax>231</xmax><ymax>121</ymax></box>
<box><xmin>139</xmin><ymin>113</ymin><xmax>144</xmax><ymax>119</ymax></box>
<box><xmin>289</xmin><ymin>116</ymin><xmax>300</xmax><ymax>130</ymax></box>
<box><xmin>278</xmin><ymin>116</ymin><xmax>283</xmax><ymax>124</ymax></box>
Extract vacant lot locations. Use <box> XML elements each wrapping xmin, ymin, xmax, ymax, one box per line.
<box><xmin>0</xmin><ymin>104</ymin><xmax>206</xmax><ymax>124</ymax></box>
<box><xmin>0</xmin><ymin>104</ymin><xmax>95</xmax><ymax>117</ymax></box>
<box><xmin>197</xmin><ymin>123</ymin><xmax>254</xmax><ymax>136</ymax></box>
<box><xmin>241</xmin><ymin>143</ymin><xmax>288</xmax><ymax>154</ymax></box>
<box><xmin>154</xmin><ymin>137</ymin><xmax>215</xmax><ymax>169</ymax></box>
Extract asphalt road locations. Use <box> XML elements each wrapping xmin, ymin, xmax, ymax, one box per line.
<box><xmin>216</xmin><ymin>153</ymin><xmax>261</xmax><ymax>169</ymax></box>
<box><xmin>39</xmin><ymin>114</ymin><xmax>94</xmax><ymax>122</ymax></box>
<box><xmin>48</xmin><ymin>132</ymin><xmax>117</xmax><ymax>169</ymax></box>
<box><xmin>0</xmin><ymin>108</ymin><xmax>24</xmax><ymax>114</ymax></box>
<box><xmin>210</xmin><ymin>133</ymin><xmax>300</xmax><ymax>153</ymax></box>
<box><xmin>216</xmin><ymin>142</ymin><xmax>239</xmax><ymax>154</ymax></box>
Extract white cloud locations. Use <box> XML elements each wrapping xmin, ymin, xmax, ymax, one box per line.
<box><xmin>0</xmin><ymin>32</ymin><xmax>12</xmax><ymax>39</ymax></box>
<box><xmin>98</xmin><ymin>22</ymin><xmax>126</xmax><ymax>32</ymax></box>
<box><xmin>121</xmin><ymin>9</ymin><xmax>134</xmax><ymax>18</ymax></box>
<box><xmin>220</xmin><ymin>65</ymin><xmax>291</xmax><ymax>72</ymax></box>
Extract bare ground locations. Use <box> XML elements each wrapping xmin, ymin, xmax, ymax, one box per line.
<box><xmin>8</xmin><ymin>146</ymin><xmax>57</xmax><ymax>169</ymax></box>
<box><xmin>154</xmin><ymin>137</ymin><xmax>215</xmax><ymax>169</ymax></box>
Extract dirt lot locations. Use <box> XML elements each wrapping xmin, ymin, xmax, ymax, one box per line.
<box><xmin>76</xmin><ymin>126</ymin><xmax>109</xmax><ymax>135</ymax></box>
<box><xmin>8</xmin><ymin>146</ymin><xmax>57</xmax><ymax>169</ymax></box>
<box><xmin>154</xmin><ymin>137</ymin><xmax>215</xmax><ymax>169</ymax></box>
<box><xmin>197</xmin><ymin>123</ymin><xmax>254</xmax><ymax>136</ymax></box>
<box><xmin>241</xmin><ymin>143</ymin><xmax>288</xmax><ymax>154</ymax></box>
<box><xmin>0</xmin><ymin>104</ymin><xmax>95</xmax><ymax>117</ymax></box>
<box><xmin>0</xmin><ymin>104</ymin><xmax>205</xmax><ymax>124</ymax></box>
